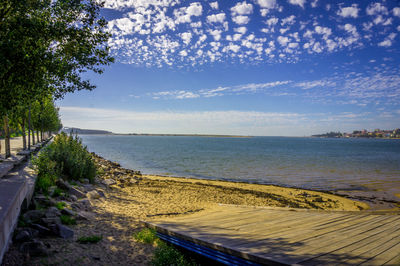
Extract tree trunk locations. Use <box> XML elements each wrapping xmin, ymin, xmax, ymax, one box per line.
<box><xmin>3</xmin><ymin>115</ymin><xmax>11</xmax><ymax>158</ymax></box>
<box><xmin>28</xmin><ymin>103</ymin><xmax>31</xmax><ymax>150</ymax></box>
<box><xmin>36</xmin><ymin>129</ymin><xmax>39</xmax><ymax>143</ymax></box>
<box><xmin>21</xmin><ymin>116</ymin><xmax>26</xmax><ymax>150</ymax></box>
<box><xmin>32</xmin><ymin>130</ymin><xmax>35</xmax><ymax>145</ymax></box>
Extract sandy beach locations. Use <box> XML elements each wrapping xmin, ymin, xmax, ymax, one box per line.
<box><xmin>2</xmin><ymin>154</ymin><xmax>373</xmax><ymax>265</ymax></box>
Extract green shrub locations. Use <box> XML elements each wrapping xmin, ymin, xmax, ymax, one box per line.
<box><xmin>55</xmin><ymin>202</ymin><xmax>66</xmax><ymax>210</ymax></box>
<box><xmin>60</xmin><ymin>215</ymin><xmax>76</xmax><ymax>225</ymax></box>
<box><xmin>33</xmin><ymin>133</ymin><xmax>97</xmax><ymax>190</ymax></box>
<box><xmin>134</xmin><ymin>228</ymin><xmax>159</xmax><ymax>244</ymax></box>
<box><xmin>77</xmin><ymin>235</ymin><xmax>103</xmax><ymax>244</ymax></box>
<box><xmin>152</xmin><ymin>242</ymin><xmax>195</xmax><ymax>266</ymax></box>
<box><xmin>134</xmin><ymin>228</ymin><xmax>195</xmax><ymax>266</ymax></box>
<box><xmin>52</xmin><ymin>188</ymin><xmax>64</xmax><ymax>197</ymax></box>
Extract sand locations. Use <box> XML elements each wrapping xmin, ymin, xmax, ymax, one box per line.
<box><xmin>2</xmin><ymin>154</ymin><xmax>372</xmax><ymax>265</ymax></box>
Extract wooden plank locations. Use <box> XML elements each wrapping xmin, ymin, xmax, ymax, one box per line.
<box><xmin>354</xmin><ymin>236</ymin><xmax>400</xmax><ymax>265</ymax></box>
<box><xmin>299</xmin><ymin>220</ymin><xmax>400</xmax><ymax>265</ymax></box>
<box><xmin>145</xmin><ymin>206</ymin><xmax>400</xmax><ymax>266</ymax></box>
<box><xmin>279</xmin><ymin>216</ymin><xmax>400</xmax><ymax>265</ymax></box>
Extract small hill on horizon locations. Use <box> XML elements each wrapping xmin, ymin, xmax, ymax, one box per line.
<box><xmin>62</xmin><ymin>127</ymin><xmax>113</xmax><ymax>135</ymax></box>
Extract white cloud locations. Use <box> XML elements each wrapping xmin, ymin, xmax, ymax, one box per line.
<box><xmin>234</xmin><ymin>27</ymin><xmax>247</xmax><ymax>34</ymax></box>
<box><xmin>174</xmin><ymin>2</ymin><xmax>203</xmax><ymax>24</ymax></box>
<box><xmin>266</xmin><ymin>17</ymin><xmax>279</xmax><ymax>26</ymax></box>
<box><xmin>179</xmin><ymin>50</ymin><xmax>188</xmax><ymax>57</ymax></box>
<box><xmin>393</xmin><ymin>7</ymin><xmax>400</xmax><ymax>17</ymax></box>
<box><xmin>208</xmin><ymin>29</ymin><xmax>222</xmax><ymax>41</ymax></box>
<box><xmin>277</xmin><ymin>36</ymin><xmax>290</xmax><ymax>46</ymax></box>
<box><xmin>180</xmin><ymin>32</ymin><xmax>192</xmax><ymax>45</ymax></box>
<box><xmin>207</xmin><ymin>13</ymin><xmax>226</xmax><ymax>23</ymax></box>
<box><xmin>60</xmin><ymin>106</ymin><xmax>312</xmax><ymax>136</ymax></box>
<box><xmin>337</xmin><ymin>4</ymin><xmax>359</xmax><ymax>18</ymax></box>
<box><xmin>232</xmin><ymin>15</ymin><xmax>250</xmax><ymax>25</ymax></box>
<box><xmin>231</xmin><ymin>1</ymin><xmax>253</xmax><ymax>15</ymax></box>
<box><xmin>366</xmin><ymin>3</ymin><xmax>388</xmax><ymax>16</ymax></box>
<box><xmin>378</xmin><ymin>33</ymin><xmax>397</xmax><ymax>47</ymax></box>
<box><xmin>210</xmin><ymin>1</ymin><xmax>218</xmax><ymax>10</ymax></box>
<box><xmin>257</xmin><ymin>0</ymin><xmax>276</xmax><ymax>9</ymax></box>
<box><xmin>311</xmin><ymin>0</ymin><xmax>318</xmax><ymax>8</ymax></box>
<box><xmin>281</xmin><ymin>15</ymin><xmax>296</xmax><ymax>26</ymax></box>
<box><xmin>288</xmin><ymin>0</ymin><xmax>306</xmax><ymax>8</ymax></box>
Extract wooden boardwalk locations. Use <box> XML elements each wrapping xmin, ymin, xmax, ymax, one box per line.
<box><xmin>144</xmin><ymin>205</ymin><xmax>400</xmax><ymax>265</ymax></box>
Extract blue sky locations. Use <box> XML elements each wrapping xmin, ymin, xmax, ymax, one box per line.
<box><xmin>59</xmin><ymin>0</ymin><xmax>400</xmax><ymax>136</ymax></box>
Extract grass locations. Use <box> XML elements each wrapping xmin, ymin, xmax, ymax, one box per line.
<box><xmin>134</xmin><ymin>228</ymin><xmax>159</xmax><ymax>244</ymax></box>
<box><xmin>55</xmin><ymin>202</ymin><xmax>66</xmax><ymax>210</ymax></box>
<box><xmin>152</xmin><ymin>242</ymin><xmax>196</xmax><ymax>266</ymax></box>
<box><xmin>52</xmin><ymin>188</ymin><xmax>64</xmax><ymax>197</ymax></box>
<box><xmin>134</xmin><ymin>228</ymin><xmax>196</xmax><ymax>266</ymax></box>
<box><xmin>60</xmin><ymin>215</ymin><xmax>76</xmax><ymax>225</ymax></box>
<box><xmin>77</xmin><ymin>235</ymin><xmax>103</xmax><ymax>244</ymax></box>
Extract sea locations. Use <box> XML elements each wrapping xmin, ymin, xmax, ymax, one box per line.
<box><xmin>79</xmin><ymin>135</ymin><xmax>400</xmax><ymax>207</ymax></box>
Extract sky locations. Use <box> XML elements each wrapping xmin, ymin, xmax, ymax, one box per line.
<box><xmin>59</xmin><ymin>0</ymin><xmax>400</xmax><ymax>136</ymax></box>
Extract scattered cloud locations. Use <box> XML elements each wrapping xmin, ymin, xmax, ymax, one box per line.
<box><xmin>104</xmin><ymin>0</ymin><xmax>399</xmax><ymax>67</ymax></box>
<box><xmin>337</xmin><ymin>4</ymin><xmax>359</xmax><ymax>18</ymax></box>
<box><xmin>288</xmin><ymin>0</ymin><xmax>306</xmax><ymax>9</ymax></box>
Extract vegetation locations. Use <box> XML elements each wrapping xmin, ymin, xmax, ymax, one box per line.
<box><xmin>0</xmin><ymin>0</ymin><xmax>113</xmax><ymax>157</ymax></box>
<box><xmin>134</xmin><ymin>228</ymin><xmax>159</xmax><ymax>244</ymax></box>
<box><xmin>60</xmin><ymin>215</ymin><xmax>76</xmax><ymax>225</ymax></box>
<box><xmin>33</xmin><ymin>133</ymin><xmax>97</xmax><ymax>194</ymax></box>
<box><xmin>134</xmin><ymin>228</ymin><xmax>195</xmax><ymax>266</ymax></box>
<box><xmin>77</xmin><ymin>235</ymin><xmax>103</xmax><ymax>244</ymax></box>
<box><xmin>55</xmin><ymin>201</ymin><xmax>66</xmax><ymax>210</ymax></box>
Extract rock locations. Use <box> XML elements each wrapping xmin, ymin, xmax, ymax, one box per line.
<box><xmin>45</xmin><ymin>207</ymin><xmax>61</xmax><ymax>218</ymax></box>
<box><xmin>56</xmin><ymin>179</ymin><xmax>71</xmax><ymax>190</ymax></box>
<box><xmin>82</xmin><ymin>179</ymin><xmax>90</xmax><ymax>184</ymax></box>
<box><xmin>20</xmin><ymin>240</ymin><xmax>49</xmax><ymax>257</ymax></box>
<box><xmin>102</xmin><ymin>179</ymin><xmax>116</xmax><ymax>186</ymax></box>
<box><xmin>30</xmin><ymin>223</ymin><xmax>52</xmax><ymax>236</ymax></box>
<box><xmin>41</xmin><ymin>217</ymin><xmax>61</xmax><ymax>226</ymax></box>
<box><xmin>96</xmin><ymin>190</ymin><xmax>106</xmax><ymax>198</ymax></box>
<box><xmin>76</xmin><ymin>211</ymin><xmax>95</xmax><ymax>220</ymax></box>
<box><xmin>14</xmin><ymin>230</ymin><xmax>31</xmax><ymax>242</ymax></box>
<box><xmin>61</xmin><ymin>208</ymin><xmax>75</xmax><ymax>216</ymax></box>
<box><xmin>68</xmin><ymin>187</ymin><xmax>85</xmax><ymax>198</ymax></box>
<box><xmin>69</xmin><ymin>195</ymin><xmax>78</xmax><ymax>202</ymax></box>
<box><xmin>86</xmin><ymin>190</ymin><xmax>100</xmax><ymax>200</ymax></box>
<box><xmin>82</xmin><ymin>184</ymin><xmax>94</xmax><ymax>192</ymax></box>
<box><xmin>72</xmin><ymin>199</ymin><xmax>92</xmax><ymax>211</ymax></box>
<box><xmin>33</xmin><ymin>194</ymin><xmax>51</xmax><ymax>206</ymax></box>
<box><xmin>57</xmin><ymin>224</ymin><xmax>74</xmax><ymax>239</ymax></box>
<box><xmin>126</xmin><ymin>180</ymin><xmax>139</xmax><ymax>186</ymax></box>
<box><xmin>23</xmin><ymin>210</ymin><xmax>45</xmax><ymax>224</ymax></box>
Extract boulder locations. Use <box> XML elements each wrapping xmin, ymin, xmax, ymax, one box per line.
<box><xmin>102</xmin><ymin>179</ymin><xmax>116</xmax><ymax>186</ymax></box>
<box><xmin>96</xmin><ymin>190</ymin><xmax>106</xmax><ymax>198</ymax></box>
<box><xmin>69</xmin><ymin>195</ymin><xmax>78</xmax><ymax>202</ymax></box>
<box><xmin>23</xmin><ymin>210</ymin><xmax>45</xmax><ymax>224</ymax></box>
<box><xmin>57</xmin><ymin>224</ymin><xmax>74</xmax><ymax>239</ymax></box>
<box><xmin>20</xmin><ymin>240</ymin><xmax>49</xmax><ymax>257</ymax></box>
<box><xmin>14</xmin><ymin>230</ymin><xmax>31</xmax><ymax>242</ymax></box>
<box><xmin>61</xmin><ymin>208</ymin><xmax>75</xmax><ymax>216</ymax></box>
<box><xmin>68</xmin><ymin>187</ymin><xmax>85</xmax><ymax>198</ymax></box>
<box><xmin>45</xmin><ymin>207</ymin><xmax>61</xmax><ymax>218</ymax></box>
<box><xmin>41</xmin><ymin>217</ymin><xmax>61</xmax><ymax>226</ymax></box>
<box><xmin>56</xmin><ymin>179</ymin><xmax>71</xmax><ymax>190</ymax></box>
<box><xmin>86</xmin><ymin>190</ymin><xmax>100</xmax><ymax>200</ymax></box>
<box><xmin>30</xmin><ymin>223</ymin><xmax>52</xmax><ymax>236</ymax></box>
<box><xmin>76</xmin><ymin>211</ymin><xmax>95</xmax><ymax>220</ymax></box>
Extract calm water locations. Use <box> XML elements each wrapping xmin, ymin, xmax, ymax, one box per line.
<box><xmin>80</xmin><ymin>135</ymin><xmax>400</xmax><ymax>195</ymax></box>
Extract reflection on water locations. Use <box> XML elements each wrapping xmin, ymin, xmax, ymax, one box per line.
<box><xmin>80</xmin><ymin>135</ymin><xmax>400</xmax><ymax>203</ymax></box>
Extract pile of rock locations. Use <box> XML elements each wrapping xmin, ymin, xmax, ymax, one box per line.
<box><xmin>14</xmin><ymin>178</ymin><xmax>105</xmax><ymax>257</ymax></box>
<box><xmin>92</xmin><ymin>153</ymin><xmax>143</xmax><ymax>188</ymax></box>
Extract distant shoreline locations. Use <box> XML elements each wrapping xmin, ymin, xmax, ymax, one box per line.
<box><xmin>110</xmin><ymin>133</ymin><xmax>252</xmax><ymax>138</ymax></box>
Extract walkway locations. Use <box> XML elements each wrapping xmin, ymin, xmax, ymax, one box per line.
<box><xmin>144</xmin><ymin>205</ymin><xmax>400</xmax><ymax>265</ymax></box>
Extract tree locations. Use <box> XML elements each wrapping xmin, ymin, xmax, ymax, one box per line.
<box><xmin>0</xmin><ymin>0</ymin><xmax>113</xmax><ymax>157</ymax></box>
